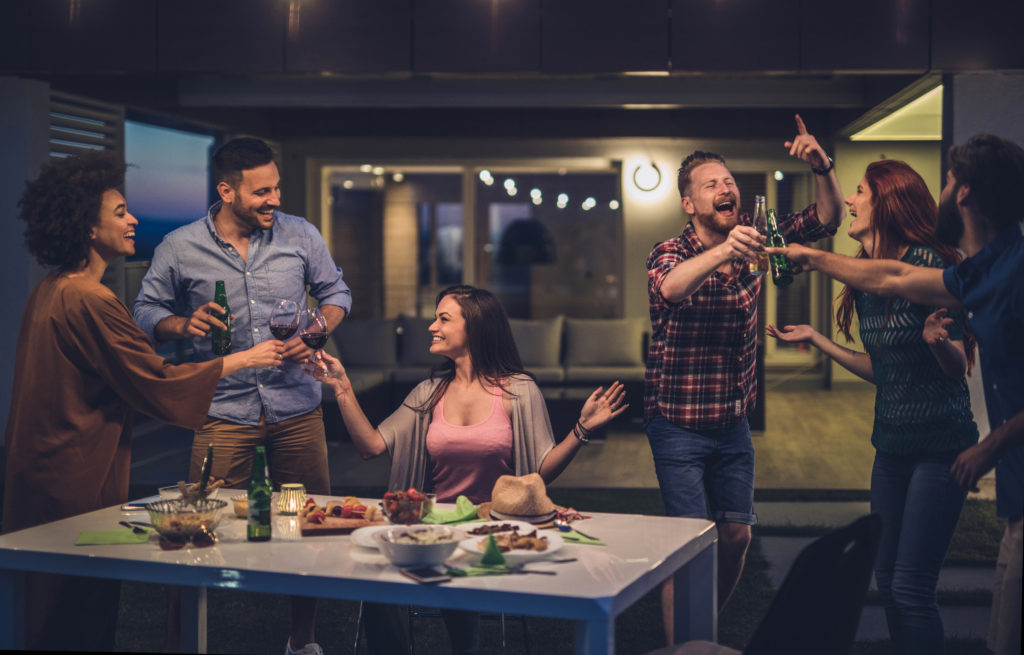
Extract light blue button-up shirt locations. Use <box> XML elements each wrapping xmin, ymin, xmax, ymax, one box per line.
<box><xmin>133</xmin><ymin>203</ymin><xmax>352</xmax><ymax>425</ymax></box>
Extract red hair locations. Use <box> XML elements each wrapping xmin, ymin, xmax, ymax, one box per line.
<box><xmin>835</xmin><ymin>160</ymin><xmax>975</xmax><ymax>370</ymax></box>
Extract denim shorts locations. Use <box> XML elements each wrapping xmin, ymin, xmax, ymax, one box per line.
<box><xmin>646</xmin><ymin>414</ymin><xmax>757</xmax><ymax>525</ymax></box>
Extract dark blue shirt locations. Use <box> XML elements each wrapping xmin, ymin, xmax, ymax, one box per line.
<box><xmin>133</xmin><ymin>204</ymin><xmax>352</xmax><ymax>426</ymax></box>
<box><xmin>943</xmin><ymin>220</ymin><xmax>1024</xmax><ymax>518</ymax></box>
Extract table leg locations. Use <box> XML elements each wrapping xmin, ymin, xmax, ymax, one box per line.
<box><xmin>0</xmin><ymin>569</ymin><xmax>25</xmax><ymax>649</ymax></box>
<box><xmin>574</xmin><ymin>616</ymin><xmax>614</xmax><ymax>655</ymax></box>
<box><xmin>180</xmin><ymin>586</ymin><xmax>208</xmax><ymax>653</ymax></box>
<box><xmin>672</xmin><ymin>540</ymin><xmax>717</xmax><ymax>643</ymax></box>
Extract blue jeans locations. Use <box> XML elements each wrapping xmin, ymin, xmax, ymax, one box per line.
<box><xmin>871</xmin><ymin>450</ymin><xmax>967</xmax><ymax>655</ymax></box>
<box><xmin>646</xmin><ymin>415</ymin><xmax>757</xmax><ymax>524</ymax></box>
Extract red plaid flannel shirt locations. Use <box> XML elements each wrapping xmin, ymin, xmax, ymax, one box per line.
<box><xmin>644</xmin><ymin>203</ymin><xmax>834</xmax><ymax>430</ymax></box>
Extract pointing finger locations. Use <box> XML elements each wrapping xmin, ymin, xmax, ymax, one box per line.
<box><xmin>795</xmin><ymin>113</ymin><xmax>808</xmax><ymax>135</ymax></box>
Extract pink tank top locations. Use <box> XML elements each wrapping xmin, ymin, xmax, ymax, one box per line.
<box><xmin>426</xmin><ymin>385</ymin><xmax>514</xmax><ymax>504</ymax></box>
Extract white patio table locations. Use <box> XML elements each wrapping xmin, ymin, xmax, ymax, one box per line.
<box><xmin>0</xmin><ymin>497</ymin><xmax>716</xmax><ymax>654</ymax></box>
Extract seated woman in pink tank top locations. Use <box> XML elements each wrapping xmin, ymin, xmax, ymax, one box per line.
<box><xmin>310</xmin><ymin>284</ymin><xmax>628</xmax><ymax>499</ymax></box>
<box><xmin>309</xmin><ymin>284</ymin><xmax>627</xmax><ymax>655</ymax></box>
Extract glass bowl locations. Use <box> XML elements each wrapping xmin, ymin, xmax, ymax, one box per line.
<box><xmin>145</xmin><ymin>498</ymin><xmax>228</xmax><ymax>539</ymax></box>
<box><xmin>381</xmin><ymin>490</ymin><xmax>435</xmax><ymax>525</ymax></box>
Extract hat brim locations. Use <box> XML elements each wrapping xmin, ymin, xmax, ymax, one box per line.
<box><xmin>477</xmin><ymin>502</ymin><xmax>558</xmax><ymax>527</ymax></box>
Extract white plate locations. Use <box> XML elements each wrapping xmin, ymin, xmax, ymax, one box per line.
<box><xmin>458</xmin><ymin>529</ymin><xmax>564</xmax><ymax>564</ymax></box>
<box><xmin>350</xmin><ymin>524</ymin><xmax>394</xmax><ymax>549</ymax></box>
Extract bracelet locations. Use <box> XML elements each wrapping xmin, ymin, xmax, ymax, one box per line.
<box><xmin>811</xmin><ymin>156</ymin><xmax>834</xmax><ymax>176</ymax></box>
<box><xmin>572</xmin><ymin>420</ymin><xmax>593</xmax><ymax>444</ymax></box>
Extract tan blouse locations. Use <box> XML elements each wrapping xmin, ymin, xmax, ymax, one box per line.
<box><xmin>2</xmin><ymin>274</ymin><xmax>222</xmax><ymax>534</ymax></box>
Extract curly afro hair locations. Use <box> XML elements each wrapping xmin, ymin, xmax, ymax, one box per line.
<box><xmin>19</xmin><ymin>150</ymin><xmax>127</xmax><ymax>271</ymax></box>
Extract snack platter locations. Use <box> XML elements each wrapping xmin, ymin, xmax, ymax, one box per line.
<box><xmin>299</xmin><ymin>497</ymin><xmax>386</xmax><ymax>536</ymax></box>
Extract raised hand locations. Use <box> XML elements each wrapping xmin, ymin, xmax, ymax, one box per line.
<box><xmin>184</xmin><ymin>301</ymin><xmax>231</xmax><ymax>338</ymax></box>
<box><xmin>767</xmin><ymin>323</ymin><xmax>819</xmax><ymax>344</ymax></box>
<box><xmin>766</xmin><ymin>242</ymin><xmax>816</xmax><ymax>273</ymax></box>
<box><xmin>579</xmin><ymin>381</ymin><xmax>629</xmax><ymax>430</ymax></box>
<box><xmin>923</xmin><ymin>308</ymin><xmax>953</xmax><ymax>345</ymax></box>
<box><xmin>241</xmin><ymin>339</ymin><xmax>285</xmax><ymax>369</ymax></box>
<box><xmin>724</xmin><ymin>224</ymin><xmax>767</xmax><ymax>264</ymax></box>
<box><xmin>784</xmin><ymin>114</ymin><xmax>831</xmax><ymax>171</ymax></box>
<box><xmin>302</xmin><ymin>350</ymin><xmax>351</xmax><ymax>394</ymax></box>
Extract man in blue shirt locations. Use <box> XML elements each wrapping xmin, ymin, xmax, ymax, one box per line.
<box><xmin>134</xmin><ymin>137</ymin><xmax>351</xmax><ymax>655</ymax></box>
<box><xmin>773</xmin><ymin>134</ymin><xmax>1024</xmax><ymax>655</ymax></box>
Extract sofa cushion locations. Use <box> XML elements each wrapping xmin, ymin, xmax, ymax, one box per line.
<box><xmin>564</xmin><ymin>317</ymin><xmax>646</xmax><ymax>367</ymax></box>
<box><xmin>564</xmin><ymin>365</ymin><xmax>646</xmax><ymax>384</ymax></box>
<box><xmin>509</xmin><ymin>315</ymin><xmax>564</xmax><ymax>368</ymax></box>
<box><xmin>399</xmin><ymin>315</ymin><xmax>448</xmax><ymax>368</ymax></box>
<box><xmin>334</xmin><ymin>318</ymin><xmax>398</xmax><ymax>368</ymax></box>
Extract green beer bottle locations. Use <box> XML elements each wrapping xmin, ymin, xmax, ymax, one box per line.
<box><xmin>766</xmin><ymin>209</ymin><xmax>794</xmax><ymax>287</ymax></box>
<box><xmin>247</xmin><ymin>446</ymin><xmax>272</xmax><ymax>541</ymax></box>
<box><xmin>211</xmin><ymin>280</ymin><xmax>232</xmax><ymax>355</ymax></box>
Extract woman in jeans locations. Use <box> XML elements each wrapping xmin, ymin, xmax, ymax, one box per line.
<box><xmin>769</xmin><ymin>160</ymin><xmax>977</xmax><ymax>655</ymax></box>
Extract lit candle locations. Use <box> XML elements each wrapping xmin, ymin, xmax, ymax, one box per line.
<box><xmin>277</xmin><ymin>483</ymin><xmax>307</xmax><ymax>516</ymax></box>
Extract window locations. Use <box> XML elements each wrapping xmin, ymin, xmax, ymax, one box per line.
<box><xmin>476</xmin><ymin>169</ymin><xmax>622</xmax><ymax>318</ymax></box>
<box><xmin>124</xmin><ymin>120</ymin><xmax>215</xmax><ymax>262</ymax></box>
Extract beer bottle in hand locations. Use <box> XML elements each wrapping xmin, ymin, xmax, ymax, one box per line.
<box><xmin>211</xmin><ymin>280</ymin><xmax>232</xmax><ymax>355</ymax></box>
<box><xmin>766</xmin><ymin>209</ymin><xmax>794</xmax><ymax>287</ymax></box>
<box><xmin>247</xmin><ymin>446</ymin><xmax>272</xmax><ymax>541</ymax></box>
<box><xmin>748</xmin><ymin>195</ymin><xmax>769</xmax><ymax>276</ymax></box>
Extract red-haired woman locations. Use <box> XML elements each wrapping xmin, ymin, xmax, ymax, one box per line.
<box><xmin>768</xmin><ymin>160</ymin><xmax>977</xmax><ymax>655</ymax></box>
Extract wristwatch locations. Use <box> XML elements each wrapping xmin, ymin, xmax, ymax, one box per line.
<box><xmin>811</xmin><ymin>156</ymin><xmax>834</xmax><ymax>176</ymax></box>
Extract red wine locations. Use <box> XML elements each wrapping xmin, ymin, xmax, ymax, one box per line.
<box><xmin>270</xmin><ymin>324</ymin><xmax>298</xmax><ymax>340</ymax></box>
<box><xmin>300</xmin><ymin>332</ymin><xmax>328</xmax><ymax>349</ymax></box>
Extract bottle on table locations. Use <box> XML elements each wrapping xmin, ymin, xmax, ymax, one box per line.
<box><xmin>766</xmin><ymin>209</ymin><xmax>794</xmax><ymax>287</ymax></box>
<box><xmin>211</xmin><ymin>280</ymin><xmax>232</xmax><ymax>355</ymax></box>
<box><xmin>247</xmin><ymin>446</ymin><xmax>272</xmax><ymax>542</ymax></box>
<box><xmin>748</xmin><ymin>194</ymin><xmax>769</xmax><ymax>276</ymax></box>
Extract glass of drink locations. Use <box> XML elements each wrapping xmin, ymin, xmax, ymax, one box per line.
<box><xmin>269</xmin><ymin>299</ymin><xmax>300</xmax><ymax>340</ymax></box>
<box><xmin>748</xmin><ymin>194</ymin><xmax>769</xmax><ymax>276</ymax></box>
<box><xmin>299</xmin><ymin>307</ymin><xmax>328</xmax><ymax>361</ymax></box>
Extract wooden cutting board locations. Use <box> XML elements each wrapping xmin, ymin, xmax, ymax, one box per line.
<box><xmin>299</xmin><ymin>516</ymin><xmax>388</xmax><ymax>536</ymax></box>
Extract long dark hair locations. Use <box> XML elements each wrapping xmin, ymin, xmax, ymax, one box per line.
<box><xmin>835</xmin><ymin>160</ymin><xmax>976</xmax><ymax>371</ymax></box>
<box><xmin>413</xmin><ymin>285</ymin><xmax>533</xmax><ymax>413</ymax></box>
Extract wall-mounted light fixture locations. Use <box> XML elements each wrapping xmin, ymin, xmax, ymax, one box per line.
<box><xmin>632</xmin><ymin>161</ymin><xmax>662</xmax><ymax>192</ymax></box>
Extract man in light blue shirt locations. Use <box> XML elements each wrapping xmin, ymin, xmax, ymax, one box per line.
<box><xmin>134</xmin><ymin>137</ymin><xmax>349</xmax><ymax>655</ymax></box>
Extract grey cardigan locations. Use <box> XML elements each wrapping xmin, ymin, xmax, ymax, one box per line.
<box><xmin>378</xmin><ymin>374</ymin><xmax>556</xmax><ymax>493</ymax></box>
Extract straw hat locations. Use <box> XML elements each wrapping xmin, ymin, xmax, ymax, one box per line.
<box><xmin>477</xmin><ymin>473</ymin><xmax>558</xmax><ymax>524</ymax></box>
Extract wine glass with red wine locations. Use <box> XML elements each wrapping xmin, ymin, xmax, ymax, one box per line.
<box><xmin>269</xmin><ymin>299</ymin><xmax>300</xmax><ymax>340</ymax></box>
<box><xmin>299</xmin><ymin>307</ymin><xmax>328</xmax><ymax>361</ymax></box>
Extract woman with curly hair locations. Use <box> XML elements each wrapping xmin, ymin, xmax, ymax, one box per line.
<box><xmin>768</xmin><ymin>160</ymin><xmax>977</xmax><ymax>655</ymax></box>
<box><xmin>3</xmin><ymin>151</ymin><xmax>285</xmax><ymax>651</ymax></box>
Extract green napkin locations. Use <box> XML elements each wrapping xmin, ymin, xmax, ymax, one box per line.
<box><xmin>446</xmin><ymin>564</ymin><xmax>512</xmax><ymax>577</ymax></box>
<box><xmin>559</xmin><ymin>530</ymin><xmax>606</xmax><ymax>546</ymax></box>
<box><xmin>479</xmin><ymin>533</ymin><xmax>507</xmax><ymax>566</ymax></box>
<box><xmin>422</xmin><ymin>495</ymin><xmax>479</xmax><ymax>524</ymax></box>
<box><xmin>75</xmin><ymin>528</ymin><xmax>151</xmax><ymax>546</ymax></box>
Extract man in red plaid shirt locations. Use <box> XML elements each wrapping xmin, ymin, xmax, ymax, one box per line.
<box><xmin>646</xmin><ymin>115</ymin><xmax>844</xmax><ymax>642</ymax></box>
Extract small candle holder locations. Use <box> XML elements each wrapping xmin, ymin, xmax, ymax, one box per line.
<box><xmin>277</xmin><ymin>483</ymin><xmax>307</xmax><ymax>516</ymax></box>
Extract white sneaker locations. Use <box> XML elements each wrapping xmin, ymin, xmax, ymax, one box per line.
<box><xmin>285</xmin><ymin>639</ymin><xmax>324</xmax><ymax>655</ymax></box>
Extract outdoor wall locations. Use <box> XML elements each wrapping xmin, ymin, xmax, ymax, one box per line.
<box><xmin>0</xmin><ymin>78</ymin><xmax>50</xmax><ymax>447</ymax></box>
